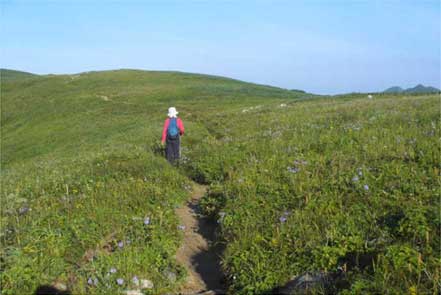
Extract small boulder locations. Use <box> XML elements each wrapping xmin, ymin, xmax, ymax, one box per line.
<box><xmin>53</xmin><ymin>282</ymin><xmax>67</xmax><ymax>291</ymax></box>
<box><xmin>164</xmin><ymin>270</ymin><xmax>177</xmax><ymax>282</ymax></box>
<box><xmin>140</xmin><ymin>279</ymin><xmax>154</xmax><ymax>289</ymax></box>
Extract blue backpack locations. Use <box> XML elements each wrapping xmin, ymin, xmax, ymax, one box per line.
<box><xmin>167</xmin><ymin>118</ymin><xmax>179</xmax><ymax>138</ymax></box>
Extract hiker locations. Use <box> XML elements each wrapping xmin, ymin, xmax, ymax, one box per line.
<box><xmin>161</xmin><ymin>107</ymin><xmax>184</xmax><ymax>164</ymax></box>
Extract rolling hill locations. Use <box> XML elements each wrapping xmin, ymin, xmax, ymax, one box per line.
<box><xmin>1</xmin><ymin>69</ymin><xmax>305</xmax><ymax>166</ymax></box>
<box><xmin>1</xmin><ymin>69</ymin><xmax>439</xmax><ymax>294</ymax></box>
<box><xmin>0</xmin><ymin>68</ymin><xmax>37</xmax><ymax>82</ymax></box>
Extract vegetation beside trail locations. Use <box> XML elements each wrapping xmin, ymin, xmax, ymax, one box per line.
<box><xmin>1</xmin><ymin>69</ymin><xmax>439</xmax><ymax>294</ymax></box>
<box><xmin>190</xmin><ymin>95</ymin><xmax>440</xmax><ymax>294</ymax></box>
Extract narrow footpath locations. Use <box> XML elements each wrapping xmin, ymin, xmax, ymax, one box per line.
<box><xmin>175</xmin><ymin>184</ymin><xmax>226</xmax><ymax>295</ymax></box>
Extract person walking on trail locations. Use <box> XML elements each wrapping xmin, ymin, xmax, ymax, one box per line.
<box><xmin>161</xmin><ymin>107</ymin><xmax>185</xmax><ymax>164</ymax></box>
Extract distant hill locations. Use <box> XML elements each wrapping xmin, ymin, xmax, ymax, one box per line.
<box><xmin>384</xmin><ymin>86</ymin><xmax>404</xmax><ymax>93</ymax></box>
<box><xmin>405</xmin><ymin>84</ymin><xmax>440</xmax><ymax>94</ymax></box>
<box><xmin>384</xmin><ymin>84</ymin><xmax>439</xmax><ymax>94</ymax></box>
<box><xmin>0</xmin><ymin>69</ymin><xmax>37</xmax><ymax>82</ymax></box>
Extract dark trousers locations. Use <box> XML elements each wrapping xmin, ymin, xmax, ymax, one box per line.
<box><xmin>165</xmin><ymin>135</ymin><xmax>180</xmax><ymax>164</ymax></box>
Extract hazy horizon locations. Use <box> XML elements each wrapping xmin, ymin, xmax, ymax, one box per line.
<box><xmin>2</xmin><ymin>1</ymin><xmax>440</xmax><ymax>95</ymax></box>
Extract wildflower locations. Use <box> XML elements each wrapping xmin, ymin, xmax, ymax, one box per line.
<box><xmin>287</xmin><ymin>167</ymin><xmax>300</xmax><ymax>174</ymax></box>
<box><xmin>364</xmin><ymin>184</ymin><xmax>369</xmax><ymax>191</ymax></box>
<box><xmin>144</xmin><ymin>217</ymin><xmax>150</xmax><ymax>225</ymax></box>
<box><xmin>426</xmin><ymin>129</ymin><xmax>435</xmax><ymax>137</ymax></box>
<box><xmin>352</xmin><ymin>176</ymin><xmax>359</xmax><ymax>182</ymax></box>
<box><xmin>87</xmin><ymin>277</ymin><xmax>98</xmax><ymax>286</ymax></box>
<box><xmin>217</xmin><ymin>212</ymin><xmax>226</xmax><ymax>224</ymax></box>
<box><xmin>117</xmin><ymin>241</ymin><xmax>124</xmax><ymax>249</ymax></box>
<box><xmin>357</xmin><ymin>168</ymin><xmax>363</xmax><ymax>176</ymax></box>
<box><xmin>116</xmin><ymin>278</ymin><xmax>124</xmax><ymax>285</ymax></box>
<box><xmin>110</xmin><ymin>267</ymin><xmax>117</xmax><ymax>274</ymax></box>
<box><xmin>279</xmin><ymin>216</ymin><xmax>287</xmax><ymax>223</ymax></box>
<box><xmin>178</xmin><ymin>225</ymin><xmax>186</xmax><ymax>231</ymax></box>
<box><xmin>294</xmin><ymin>159</ymin><xmax>308</xmax><ymax>166</ymax></box>
<box><xmin>18</xmin><ymin>206</ymin><xmax>30</xmax><ymax>215</ymax></box>
<box><xmin>132</xmin><ymin>276</ymin><xmax>139</xmax><ymax>286</ymax></box>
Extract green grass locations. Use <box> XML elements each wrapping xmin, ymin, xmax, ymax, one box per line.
<box><xmin>1</xmin><ymin>69</ymin><xmax>439</xmax><ymax>294</ymax></box>
<box><xmin>191</xmin><ymin>95</ymin><xmax>440</xmax><ymax>294</ymax></box>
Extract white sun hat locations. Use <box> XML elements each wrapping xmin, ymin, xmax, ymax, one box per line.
<box><xmin>168</xmin><ymin>107</ymin><xmax>178</xmax><ymax>118</ymax></box>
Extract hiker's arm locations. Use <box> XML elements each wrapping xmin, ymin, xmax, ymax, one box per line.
<box><xmin>178</xmin><ymin>118</ymin><xmax>184</xmax><ymax>135</ymax></box>
<box><xmin>161</xmin><ymin>119</ymin><xmax>169</xmax><ymax>143</ymax></box>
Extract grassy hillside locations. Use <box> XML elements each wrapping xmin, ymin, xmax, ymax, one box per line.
<box><xmin>0</xmin><ymin>69</ymin><xmax>37</xmax><ymax>82</ymax></box>
<box><xmin>193</xmin><ymin>95</ymin><xmax>440</xmax><ymax>294</ymax></box>
<box><xmin>1</xmin><ymin>69</ymin><xmax>301</xmax><ymax>166</ymax></box>
<box><xmin>0</xmin><ymin>69</ymin><xmax>304</xmax><ymax>294</ymax></box>
<box><xmin>1</xmin><ymin>69</ymin><xmax>439</xmax><ymax>294</ymax></box>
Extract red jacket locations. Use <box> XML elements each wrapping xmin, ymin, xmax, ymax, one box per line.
<box><xmin>161</xmin><ymin>117</ymin><xmax>184</xmax><ymax>143</ymax></box>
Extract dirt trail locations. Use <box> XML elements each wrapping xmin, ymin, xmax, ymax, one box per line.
<box><xmin>175</xmin><ymin>184</ymin><xmax>225</xmax><ymax>295</ymax></box>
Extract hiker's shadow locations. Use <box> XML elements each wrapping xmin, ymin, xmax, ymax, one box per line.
<box><xmin>188</xmin><ymin>201</ymin><xmax>227</xmax><ymax>293</ymax></box>
<box><xmin>34</xmin><ymin>285</ymin><xmax>71</xmax><ymax>295</ymax></box>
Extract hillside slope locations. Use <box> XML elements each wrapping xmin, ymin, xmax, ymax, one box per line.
<box><xmin>0</xmin><ymin>68</ymin><xmax>37</xmax><ymax>82</ymax></box>
<box><xmin>1</xmin><ymin>69</ymin><xmax>304</xmax><ymax>167</ymax></box>
<box><xmin>0</xmin><ymin>69</ymin><xmax>306</xmax><ymax>294</ymax></box>
<box><xmin>1</xmin><ymin>69</ymin><xmax>439</xmax><ymax>295</ymax></box>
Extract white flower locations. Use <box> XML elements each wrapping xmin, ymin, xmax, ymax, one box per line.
<box><xmin>144</xmin><ymin>217</ymin><xmax>150</xmax><ymax>225</ymax></box>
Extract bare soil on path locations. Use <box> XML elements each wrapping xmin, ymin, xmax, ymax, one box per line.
<box><xmin>175</xmin><ymin>184</ymin><xmax>226</xmax><ymax>295</ymax></box>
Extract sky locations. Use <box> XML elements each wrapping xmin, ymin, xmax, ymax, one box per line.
<box><xmin>1</xmin><ymin>0</ymin><xmax>440</xmax><ymax>94</ymax></box>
